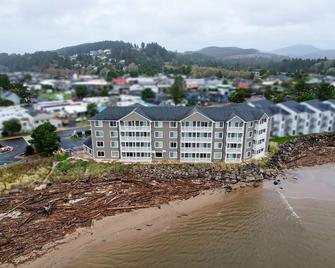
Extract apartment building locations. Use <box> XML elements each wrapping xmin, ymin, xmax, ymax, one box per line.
<box><xmin>249</xmin><ymin>99</ymin><xmax>335</xmax><ymax>137</ymax></box>
<box><xmin>83</xmin><ymin>104</ymin><xmax>270</xmax><ymax>163</ymax></box>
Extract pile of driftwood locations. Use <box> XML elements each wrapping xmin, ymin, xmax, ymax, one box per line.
<box><xmin>0</xmin><ymin>175</ymin><xmax>223</xmax><ymax>264</ymax></box>
<box><xmin>0</xmin><ymin>133</ymin><xmax>334</xmax><ymax>265</ymax></box>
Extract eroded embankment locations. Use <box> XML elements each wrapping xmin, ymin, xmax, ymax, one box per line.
<box><xmin>0</xmin><ymin>133</ymin><xmax>334</xmax><ymax>265</ymax></box>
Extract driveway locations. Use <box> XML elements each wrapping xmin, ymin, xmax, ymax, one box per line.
<box><xmin>0</xmin><ymin>138</ymin><xmax>28</xmax><ymax>166</ymax></box>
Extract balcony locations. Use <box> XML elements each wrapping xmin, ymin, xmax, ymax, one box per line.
<box><xmin>181</xmin><ymin>137</ymin><xmax>212</xmax><ymax>142</ymax></box>
<box><xmin>120</xmin><ymin>136</ymin><xmax>151</xmax><ymax>142</ymax></box>
<box><xmin>226</xmin><ymin>137</ymin><xmax>243</xmax><ymax>143</ymax></box>
<box><xmin>119</xmin><ymin>126</ymin><xmax>151</xmax><ymax>132</ymax></box>
<box><xmin>181</xmin><ymin>126</ymin><xmax>212</xmax><ymax>132</ymax></box>
<box><xmin>225</xmin><ymin>158</ymin><xmax>241</xmax><ymax>163</ymax></box>
<box><xmin>227</xmin><ymin>127</ymin><xmax>244</xmax><ymax>133</ymax></box>
<box><xmin>226</xmin><ymin>147</ymin><xmax>242</xmax><ymax>153</ymax></box>
<box><xmin>121</xmin><ymin>147</ymin><xmax>151</xmax><ymax>152</ymax></box>
<box><xmin>181</xmin><ymin>148</ymin><xmax>212</xmax><ymax>153</ymax></box>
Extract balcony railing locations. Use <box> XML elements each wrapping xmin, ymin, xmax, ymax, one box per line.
<box><xmin>226</xmin><ymin>148</ymin><xmax>242</xmax><ymax>153</ymax></box>
<box><xmin>181</xmin><ymin>148</ymin><xmax>212</xmax><ymax>153</ymax></box>
<box><xmin>120</xmin><ymin>136</ymin><xmax>151</xmax><ymax>142</ymax></box>
<box><xmin>121</xmin><ymin>147</ymin><xmax>151</xmax><ymax>152</ymax></box>
<box><xmin>225</xmin><ymin>158</ymin><xmax>241</xmax><ymax>163</ymax></box>
<box><xmin>119</xmin><ymin>126</ymin><xmax>151</xmax><ymax>131</ymax></box>
<box><xmin>181</xmin><ymin>137</ymin><xmax>212</xmax><ymax>142</ymax></box>
<box><xmin>226</xmin><ymin>137</ymin><xmax>243</xmax><ymax>143</ymax></box>
<box><xmin>227</xmin><ymin>127</ymin><xmax>244</xmax><ymax>133</ymax></box>
<box><xmin>181</xmin><ymin>126</ymin><xmax>212</xmax><ymax>132</ymax></box>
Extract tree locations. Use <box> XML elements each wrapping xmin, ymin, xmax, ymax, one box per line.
<box><xmin>0</xmin><ymin>74</ymin><xmax>10</xmax><ymax>89</ymax></box>
<box><xmin>25</xmin><ymin>145</ymin><xmax>35</xmax><ymax>155</ymax></box>
<box><xmin>169</xmin><ymin>76</ymin><xmax>186</xmax><ymax>105</ymax></box>
<box><xmin>87</xmin><ymin>103</ymin><xmax>98</xmax><ymax>117</ymax></box>
<box><xmin>141</xmin><ymin>88</ymin><xmax>156</xmax><ymax>102</ymax></box>
<box><xmin>0</xmin><ymin>98</ymin><xmax>14</xmax><ymax>107</ymax></box>
<box><xmin>230</xmin><ymin>90</ymin><xmax>252</xmax><ymax>103</ymax></box>
<box><xmin>2</xmin><ymin>118</ymin><xmax>22</xmax><ymax>136</ymax></box>
<box><xmin>30</xmin><ymin>122</ymin><xmax>60</xmax><ymax>155</ymax></box>
<box><xmin>316</xmin><ymin>83</ymin><xmax>335</xmax><ymax>100</ymax></box>
<box><xmin>75</xmin><ymin>86</ymin><xmax>88</xmax><ymax>99</ymax></box>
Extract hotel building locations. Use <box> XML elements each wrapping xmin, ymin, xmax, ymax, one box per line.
<box><xmin>83</xmin><ymin>104</ymin><xmax>271</xmax><ymax>163</ymax></box>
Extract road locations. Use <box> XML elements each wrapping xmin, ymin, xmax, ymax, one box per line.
<box><xmin>0</xmin><ymin>138</ymin><xmax>27</xmax><ymax>166</ymax></box>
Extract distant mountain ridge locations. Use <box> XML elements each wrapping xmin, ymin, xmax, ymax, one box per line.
<box><xmin>188</xmin><ymin>46</ymin><xmax>284</xmax><ymax>61</ymax></box>
<box><xmin>272</xmin><ymin>45</ymin><xmax>335</xmax><ymax>59</ymax></box>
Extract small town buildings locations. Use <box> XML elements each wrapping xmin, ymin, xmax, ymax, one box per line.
<box><xmin>83</xmin><ymin>104</ymin><xmax>270</xmax><ymax>163</ymax></box>
<box><xmin>0</xmin><ymin>91</ymin><xmax>20</xmax><ymax>105</ymax></box>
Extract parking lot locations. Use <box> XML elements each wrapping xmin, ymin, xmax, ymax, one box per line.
<box><xmin>0</xmin><ymin>138</ymin><xmax>27</xmax><ymax>166</ymax></box>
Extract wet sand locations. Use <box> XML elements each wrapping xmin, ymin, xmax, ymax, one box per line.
<box><xmin>17</xmin><ymin>188</ymin><xmax>244</xmax><ymax>268</ymax></box>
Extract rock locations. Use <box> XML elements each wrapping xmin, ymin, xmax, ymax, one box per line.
<box><xmin>34</xmin><ymin>184</ymin><xmax>47</xmax><ymax>191</ymax></box>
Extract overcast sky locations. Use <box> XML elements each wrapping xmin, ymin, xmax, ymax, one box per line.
<box><xmin>0</xmin><ymin>0</ymin><xmax>334</xmax><ymax>54</ymax></box>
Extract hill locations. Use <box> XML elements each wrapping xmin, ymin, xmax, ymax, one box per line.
<box><xmin>272</xmin><ymin>45</ymin><xmax>335</xmax><ymax>59</ymax></box>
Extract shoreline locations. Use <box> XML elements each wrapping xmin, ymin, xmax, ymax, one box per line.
<box><xmin>17</xmin><ymin>188</ymin><xmax>244</xmax><ymax>268</ymax></box>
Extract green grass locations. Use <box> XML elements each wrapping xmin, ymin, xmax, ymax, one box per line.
<box><xmin>270</xmin><ymin>135</ymin><xmax>305</xmax><ymax>144</ymax></box>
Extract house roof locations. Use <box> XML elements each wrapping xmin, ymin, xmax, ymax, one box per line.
<box><xmin>249</xmin><ymin>99</ymin><xmax>290</xmax><ymax>116</ymax></box>
<box><xmin>83</xmin><ymin>136</ymin><xmax>92</xmax><ymax>149</ymax></box>
<box><xmin>303</xmin><ymin>99</ymin><xmax>334</xmax><ymax>112</ymax></box>
<box><xmin>91</xmin><ymin>103</ymin><xmax>267</xmax><ymax>122</ymax></box>
<box><xmin>280</xmin><ymin>101</ymin><xmax>314</xmax><ymax>114</ymax></box>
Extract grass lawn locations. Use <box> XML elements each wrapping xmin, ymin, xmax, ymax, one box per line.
<box><xmin>270</xmin><ymin>135</ymin><xmax>306</xmax><ymax>144</ymax></box>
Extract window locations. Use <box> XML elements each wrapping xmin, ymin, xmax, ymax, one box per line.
<box><xmin>95</xmin><ymin>130</ymin><xmax>104</xmax><ymax>137</ymax></box>
<box><xmin>215</xmin><ymin>122</ymin><xmax>224</xmax><ymax>128</ymax></box>
<box><xmin>249</xmin><ymin>131</ymin><xmax>252</xmax><ymax>137</ymax></box>
<box><xmin>214</xmin><ymin>142</ymin><xmax>222</xmax><ymax>149</ymax></box>
<box><xmin>169</xmin><ymin>151</ymin><xmax>177</xmax><ymax>159</ymax></box>
<box><xmin>214</xmin><ymin>152</ymin><xmax>222</xmax><ymax>160</ymax></box>
<box><xmin>169</xmin><ymin>122</ymin><xmax>177</xmax><ymax>128</ymax></box>
<box><xmin>170</xmin><ymin>142</ymin><xmax>178</xmax><ymax>148</ymax></box>
<box><xmin>96</xmin><ymin>141</ymin><xmax>104</xmax><ymax>147</ymax></box>
<box><xmin>111</xmin><ymin>151</ymin><xmax>119</xmax><ymax>158</ymax></box>
<box><xmin>215</xmin><ymin>132</ymin><xmax>223</xmax><ymax>139</ymax></box>
<box><xmin>94</xmin><ymin>121</ymin><xmax>102</xmax><ymax>127</ymax></box>
<box><xmin>111</xmin><ymin>141</ymin><xmax>118</xmax><ymax>148</ymax></box>
<box><xmin>155</xmin><ymin>152</ymin><xmax>163</xmax><ymax>158</ymax></box>
<box><xmin>154</xmin><ymin>121</ymin><xmax>163</xmax><ymax>128</ymax></box>
<box><xmin>110</xmin><ymin>121</ymin><xmax>117</xmax><ymax>127</ymax></box>
<box><xmin>110</xmin><ymin>131</ymin><xmax>118</xmax><ymax>138</ymax></box>
<box><xmin>97</xmin><ymin>151</ymin><xmax>105</xmax><ymax>157</ymax></box>
<box><xmin>154</xmin><ymin>141</ymin><xmax>163</xmax><ymax>148</ymax></box>
<box><xmin>247</xmin><ymin>152</ymin><xmax>251</xmax><ymax>157</ymax></box>
<box><xmin>248</xmin><ymin>141</ymin><xmax>252</xmax><ymax>148</ymax></box>
<box><xmin>169</xmin><ymin>131</ymin><xmax>177</xmax><ymax>138</ymax></box>
<box><xmin>154</xmin><ymin>131</ymin><xmax>163</xmax><ymax>138</ymax></box>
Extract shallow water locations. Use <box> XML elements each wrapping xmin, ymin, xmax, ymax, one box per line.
<box><xmin>66</xmin><ymin>164</ymin><xmax>335</xmax><ymax>268</ymax></box>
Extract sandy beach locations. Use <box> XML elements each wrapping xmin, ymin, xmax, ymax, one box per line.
<box><xmin>15</xmin><ymin>188</ymin><xmax>244</xmax><ymax>268</ymax></box>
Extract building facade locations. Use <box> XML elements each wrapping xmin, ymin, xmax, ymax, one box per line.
<box><xmin>249</xmin><ymin>99</ymin><xmax>335</xmax><ymax>138</ymax></box>
<box><xmin>83</xmin><ymin>104</ymin><xmax>271</xmax><ymax>163</ymax></box>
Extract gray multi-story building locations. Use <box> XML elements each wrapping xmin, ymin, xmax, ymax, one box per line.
<box><xmin>83</xmin><ymin>104</ymin><xmax>271</xmax><ymax>163</ymax></box>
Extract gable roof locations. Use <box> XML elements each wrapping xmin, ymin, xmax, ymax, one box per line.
<box><xmin>249</xmin><ymin>99</ymin><xmax>290</xmax><ymax>116</ymax></box>
<box><xmin>303</xmin><ymin>99</ymin><xmax>335</xmax><ymax>112</ymax></box>
<box><xmin>91</xmin><ymin>103</ymin><xmax>267</xmax><ymax>122</ymax></box>
<box><xmin>280</xmin><ymin>101</ymin><xmax>314</xmax><ymax>114</ymax></box>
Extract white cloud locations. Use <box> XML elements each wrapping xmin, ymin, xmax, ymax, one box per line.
<box><xmin>0</xmin><ymin>0</ymin><xmax>334</xmax><ymax>53</ymax></box>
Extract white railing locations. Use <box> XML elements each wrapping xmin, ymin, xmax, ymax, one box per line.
<box><xmin>119</xmin><ymin>126</ymin><xmax>151</xmax><ymax>132</ymax></box>
<box><xmin>227</xmin><ymin>127</ymin><xmax>244</xmax><ymax>132</ymax></box>
<box><xmin>180</xmin><ymin>158</ymin><xmax>212</xmax><ymax>163</ymax></box>
<box><xmin>120</xmin><ymin>136</ymin><xmax>151</xmax><ymax>142</ymax></box>
<box><xmin>181</xmin><ymin>148</ymin><xmax>212</xmax><ymax>153</ymax></box>
<box><xmin>226</xmin><ymin>137</ymin><xmax>243</xmax><ymax>143</ymax></box>
<box><xmin>255</xmin><ymin>124</ymin><xmax>267</xmax><ymax>131</ymax></box>
<box><xmin>121</xmin><ymin>147</ymin><xmax>151</xmax><ymax>152</ymax></box>
<box><xmin>226</xmin><ymin>147</ymin><xmax>242</xmax><ymax>153</ymax></box>
<box><xmin>181</xmin><ymin>127</ymin><xmax>212</xmax><ymax>132</ymax></box>
<box><xmin>120</xmin><ymin>157</ymin><xmax>152</xmax><ymax>162</ymax></box>
<box><xmin>181</xmin><ymin>137</ymin><xmax>212</xmax><ymax>142</ymax></box>
<box><xmin>225</xmin><ymin>158</ymin><xmax>241</xmax><ymax>163</ymax></box>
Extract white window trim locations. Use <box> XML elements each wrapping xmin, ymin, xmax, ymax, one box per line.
<box><xmin>154</xmin><ymin>131</ymin><xmax>163</xmax><ymax>138</ymax></box>
<box><xmin>97</xmin><ymin>150</ymin><xmax>105</xmax><ymax>158</ymax></box>
<box><xmin>215</xmin><ymin>132</ymin><xmax>223</xmax><ymax>139</ymax></box>
<box><xmin>111</xmin><ymin>141</ymin><xmax>119</xmax><ymax>148</ymax></box>
<box><xmin>169</xmin><ymin>151</ymin><xmax>178</xmax><ymax>159</ymax></box>
<box><xmin>155</xmin><ymin>141</ymin><xmax>163</xmax><ymax>149</ymax></box>
<box><xmin>96</xmin><ymin>141</ymin><xmax>104</xmax><ymax>148</ymax></box>
<box><xmin>214</xmin><ymin>152</ymin><xmax>222</xmax><ymax>160</ymax></box>
<box><xmin>109</xmin><ymin>121</ymin><xmax>117</xmax><ymax>127</ymax></box>
<box><xmin>214</xmin><ymin>142</ymin><xmax>223</xmax><ymax>149</ymax></box>
<box><xmin>111</xmin><ymin>151</ymin><xmax>119</xmax><ymax>158</ymax></box>
<box><xmin>169</xmin><ymin>131</ymin><xmax>177</xmax><ymax>138</ymax></box>
<box><xmin>110</xmin><ymin>131</ymin><xmax>118</xmax><ymax>138</ymax></box>
<box><xmin>169</xmin><ymin>122</ymin><xmax>177</xmax><ymax>128</ymax></box>
<box><xmin>94</xmin><ymin>121</ymin><xmax>103</xmax><ymax>127</ymax></box>
<box><xmin>169</xmin><ymin>142</ymin><xmax>178</xmax><ymax>149</ymax></box>
<box><xmin>215</xmin><ymin>122</ymin><xmax>224</xmax><ymax>128</ymax></box>
<box><xmin>95</xmin><ymin>130</ymin><xmax>104</xmax><ymax>138</ymax></box>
